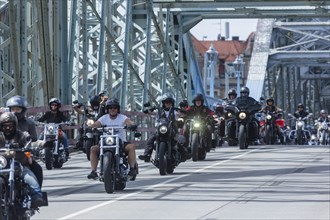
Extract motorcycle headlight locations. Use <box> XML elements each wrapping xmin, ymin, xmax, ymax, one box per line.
<box><xmin>193</xmin><ymin>122</ymin><xmax>201</xmax><ymax>128</ymax></box>
<box><xmin>159</xmin><ymin>125</ymin><xmax>168</xmax><ymax>134</ymax></box>
<box><xmin>239</xmin><ymin>112</ymin><xmax>246</xmax><ymax>120</ymax></box>
<box><xmin>297</xmin><ymin>121</ymin><xmax>303</xmax><ymax>127</ymax></box>
<box><xmin>47</xmin><ymin>126</ymin><xmax>54</xmax><ymax>133</ymax></box>
<box><xmin>104</xmin><ymin>137</ymin><xmax>115</xmax><ymax>145</ymax></box>
<box><xmin>0</xmin><ymin>156</ymin><xmax>7</xmax><ymax>169</ymax></box>
<box><xmin>86</xmin><ymin>119</ymin><xmax>95</xmax><ymax>127</ymax></box>
<box><xmin>266</xmin><ymin>115</ymin><xmax>272</xmax><ymax>120</ymax></box>
<box><xmin>227</xmin><ymin>113</ymin><xmax>232</xmax><ymax>117</ymax></box>
<box><xmin>311</xmin><ymin>134</ymin><xmax>317</xmax><ymax>140</ymax></box>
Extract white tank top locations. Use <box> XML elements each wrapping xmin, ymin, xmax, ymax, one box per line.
<box><xmin>97</xmin><ymin>114</ymin><xmax>128</xmax><ymax>142</ymax></box>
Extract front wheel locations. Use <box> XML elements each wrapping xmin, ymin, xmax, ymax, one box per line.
<box><xmin>0</xmin><ymin>177</ymin><xmax>7</xmax><ymax>219</ymax></box>
<box><xmin>158</xmin><ymin>142</ymin><xmax>167</xmax><ymax>176</ymax></box>
<box><xmin>44</xmin><ymin>147</ymin><xmax>53</xmax><ymax>170</ymax></box>
<box><xmin>84</xmin><ymin>139</ymin><xmax>93</xmax><ymax>161</ymax></box>
<box><xmin>238</xmin><ymin>125</ymin><xmax>247</xmax><ymax>149</ymax></box>
<box><xmin>296</xmin><ymin>130</ymin><xmax>304</xmax><ymax>145</ymax></box>
<box><xmin>103</xmin><ymin>151</ymin><xmax>115</xmax><ymax>193</ymax></box>
<box><xmin>191</xmin><ymin>133</ymin><xmax>199</xmax><ymax>162</ymax></box>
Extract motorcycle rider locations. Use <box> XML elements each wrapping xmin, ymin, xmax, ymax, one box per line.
<box><xmin>6</xmin><ymin>95</ymin><xmax>44</xmax><ymax>187</ymax></box>
<box><xmin>0</xmin><ymin>112</ymin><xmax>44</xmax><ymax>208</ymax></box>
<box><xmin>138</xmin><ymin>93</ymin><xmax>189</xmax><ymax>162</ymax></box>
<box><xmin>231</xmin><ymin>86</ymin><xmax>261</xmax><ymax>144</ymax></box>
<box><xmin>184</xmin><ymin>93</ymin><xmax>216</xmax><ymax>149</ymax></box>
<box><xmin>259</xmin><ymin>97</ymin><xmax>283</xmax><ymax>141</ymax></box>
<box><xmin>290</xmin><ymin>103</ymin><xmax>311</xmax><ymax>142</ymax></box>
<box><xmin>87</xmin><ymin>98</ymin><xmax>138</xmax><ymax>179</ymax></box>
<box><xmin>316</xmin><ymin>109</ymin><xmax>330</xmax><ymax>142</ymax></box>
<box><xmin>293</xmin><ymin>103</ymin><xmax>309</xmax><ymax>119</ymax></box>
<box><xmin>73</xmin><ymin>95</ymin><xmax>103</xmax><ymax>150</ymax></box>
<box><xmin>37</xmin><ymin>98</ymin><xmax>70</xmax><ymax>157</ymax></box>
<box><xmin>223</xmin><ymin>88</ymin><xmax>237</xmax><ymax>106</ymax></box>
<box><xmin>98</xmin><ymin>91</ymin><xmax>109</xmax><ymax>117</ymax></box>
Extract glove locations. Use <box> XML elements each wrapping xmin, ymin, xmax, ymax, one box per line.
<box><xmin>129</xmin><ymin>125</ymin><xmax>138</xmax><ymax>131</ymax></box>
<box><xmin>143</xmin><ymin>109</ymin><xmax>149</xmax><ymax>114</ymax></box>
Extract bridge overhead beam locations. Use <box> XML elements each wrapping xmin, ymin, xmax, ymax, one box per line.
<box><xmin>154</xmin><ymin>1</ymin><xmax>330</xmax><ymax>18</ymax></box>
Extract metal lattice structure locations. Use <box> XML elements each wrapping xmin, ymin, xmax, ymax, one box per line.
<box><xmin>0</xmin><ymin>0</ymin><xmax>329</xmax><ymax>113</ymax></box>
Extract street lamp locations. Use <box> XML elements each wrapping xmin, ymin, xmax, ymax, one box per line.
<box><xmin>204</xmin><ymin>43</ymin><xmax>218</xmax><ymax>99</ymax></box>
<box><xmin>233</xmin><ymin>54</ymin><xmax>244</xmax><ymax>94</ymax></box>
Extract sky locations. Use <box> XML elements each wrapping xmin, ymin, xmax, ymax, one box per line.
<box><xmin>190</xmin><ymin>19</ymin><xmax>258</xmax><ymax>41</ymax></box>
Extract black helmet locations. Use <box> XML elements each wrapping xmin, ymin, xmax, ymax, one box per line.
<box><xmin>161</xmin><ymin>93</ymin><xmax>175</xmax><ymax>106</ymax></box>
<box><xmin>179</xmin><ymin>100</ymin><xmax>189</xmax><ymax>108</ymax></box>
<box><xmin>105</xmin><ymin>98</ymin><xmax>120</xmax><ymax>113</ymax></box>
<box><xmin>98</xmin><ymin>90</ymin><xmax>106</xmax><ymax>97</ymax></box>
<box><xmin>90</xmin><ymin>95</ymin><xmax>100</xmax><ymax>107</ymax></box>
<box><xmin>0</xmin><ymin>112</ymin><xmax>18</xmax><ymax>127</ymax></box>
<box><xmin>49</xmin><ymin>98</ymin><xmax>61</xmax><ymax>109</ymax></box>
<box><xmin>0</xmin><ymin>112</ymin><xmax>18</xmax><ymax>137</ymax></box>
<box><xmin>240</xmin><ymin>87</ymin><xmax>250</xmax><ymax>96</ymax></box>
<box><xmin>227</xmin><ymin>88</ymin><xmax>237</xmax><ymax>98</ymax></box>
<box><xmin>266</xmin><ymin>97</ymin><xmax>274</xmax><ymax>105</ymax></box>
<box><xmin>297</xmin><ymin>103</ymin><xmax>304</xmax><ymax>109</ymax></box>
<box><xmin>6</xmin><ymin>95</ymin><xmax>29</xmax><ymax>120</ymax></box>
<box><xmin>193</xmin><ymin>93</ymin><xmax>204</xmax><ymax>105</ymax></box>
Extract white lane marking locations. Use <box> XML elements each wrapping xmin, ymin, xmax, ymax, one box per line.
<box><xmin>58</xmin><ymin>148</ymin><xmax>260</xmax><ymax>220</ymax></box>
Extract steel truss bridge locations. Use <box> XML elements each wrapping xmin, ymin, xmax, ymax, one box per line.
<box><xmin>0</xmin><ymin>0</ymin><xmax>329</xmax><ymax>115</ymax></box>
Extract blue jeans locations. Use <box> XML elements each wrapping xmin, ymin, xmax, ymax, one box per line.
<box><xmin>61</xmin><ymin>131</ymin><xmax>68</xmax><ymax>150</ymax></box>
<box><xmin>23</xmin><ymin>166</ymin><xmax>41</xmax><ymax>196</ymax></box>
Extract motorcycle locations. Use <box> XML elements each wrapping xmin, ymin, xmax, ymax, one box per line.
<box><xmin>35</xmin><ymin>121</ymin><xmax>71</xmax><ymax>170</ymax></box>
<box><xmin>97</xmin><ymin>126</ymin><xmax>139</xmax><ymax>193</ymax></box>
<box><xmin>0</xmin><ymin>141</ymin><xmax>48</xmax><ymax>220</ymax></box>
<box><xmin>260</xmin><ymin>111</ymin><xmax>285</xmax><ymax>145</ymax></box>
<box><xmin>317</xmin><ymin>120</ymin><xmax>330</xmax><ymax>145</ymax></box>
<box><xmin>146</xmin><ymin>103</ymin><xmax>187</xmax><ymax>175</ymax></box>
<box><xmin>288</xmin><ymin>113</ymin><xmax>313</xmax><ymax>145</ymax></box>
<box><xmin>72</xmin><ymin>101</ymin><xmax>101</xmax><ymax>160</ymax></box>
<box><xmin>225</xmin><ymin>102</ymin><xmax>261</xmax><ymax>149</ymax></box>
<box><xmin>185</xmin><ymin>115</ymin><xmax>212</xmax><ymax>161</ymax></box>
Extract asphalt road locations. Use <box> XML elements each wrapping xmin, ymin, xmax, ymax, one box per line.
<box><xmin>32</xmin><ymin>144</ymin><xmax>329</xmax><ymax>220</ymax></box>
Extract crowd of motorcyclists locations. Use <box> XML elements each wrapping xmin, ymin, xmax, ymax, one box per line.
<box><xmin>0</xmin><ymin>87</ymin><xmax>329</xmax><ymax>215</ymax></box>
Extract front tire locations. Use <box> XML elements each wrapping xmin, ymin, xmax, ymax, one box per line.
<box><xmin>158</xmin><ymin>142</ymin><xmax>167</xmax><ymax>176</ymax></box>
<box><xmin>44</xmin><ymin>147</ymin><xmax>53</xmax><ymax>170</ymax></box>
<box><xmin>84</xmin><ymin>139</ymin><xmax>93</xmax><ymax>161</ymax></box>
<box><xmin>0</xmin><ymin>177</ymin><xmax>7</xmax><ymax>219</ymax></box>
<box><xmin>191</xmin><ymin>133</ymin><xmax>199</xmax><ymax>162</ymax></box>
<box><xmin>238</xmin><ymin>125</ymin><xmax>247</xmax><ymax>149</ymax></box>
<box><xmin>103</xmin><ymin>151</ymin><xmax>115</xmax><ymax>193</ymax></box>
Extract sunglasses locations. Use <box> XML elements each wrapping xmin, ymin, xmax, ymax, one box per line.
<box><xmin>51</xmin><ymin>104</ymin><xmax>58</xmax><ymax>106</ymax></box>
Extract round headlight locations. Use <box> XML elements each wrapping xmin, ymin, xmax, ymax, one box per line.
<box><xmin>239</xmin><ymin>112</ymin><xmax>246</xmax><ymax>119</ymax></box>
<box><xmin>0</xmin><ymin>156</ymin><xmax>7</xmax><ymax>169</ymax></box>
<box><xmin>105</xmin><ymin>137</ymin><xmax>114</xmax><ymax>145</ymax></box>
<box><xmin>266</xmin><ymin>115</ymin><xmax>272</xmax><ymax>120</ymax></box>
<box><xmin>297</xmin><ymin>121</ymin><xmax>303</xmax><ymax>127</ymax></box>
<box><xmin>49</xmin><ymin>126</ymin><xmax>54</xmax><ymax>132</ymax></box>
<box><xmin>227</xmin><ymin>113</ymin><xmax>232</xmax><ymax>117</ymax></box>
<box><xmin>86</xmin><ymin>119</ymin><xmax>95</xmax><ymax>126</ymax></box>
<box><xmin>193</xmin><ymin>122</ymin><xmax>201</xmax><ymax>128</ymax></box>
<box><xmin>159</xmin><ymin>125</ymin><xmax>168</xmax><ymax>134</ymax></box>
